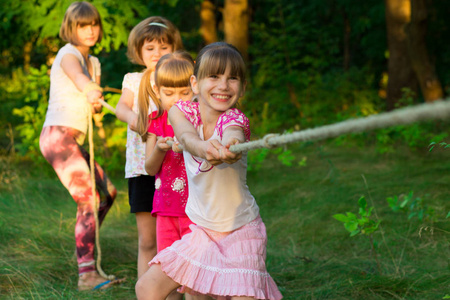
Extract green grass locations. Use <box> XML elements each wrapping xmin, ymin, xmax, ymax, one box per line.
<box><xmin>0</xmin><ymin>143</ymin><xmax>449</xmax><ymax>299</ymax></box>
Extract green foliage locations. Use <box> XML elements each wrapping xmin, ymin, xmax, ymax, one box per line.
<box><xmin>370</xmin><ymin>89</ymin><xmax>448</xmax><ymax>153</ymax></box>
<box><xmin>429</xmin><ymin>141</ymin><xmax>450</xmax><ymax>151</ymax></box>
<box><xmin>246</xmin><ymin>0</ymin><xmax>385</xmax><ymax>136</ymax></box>
<box><xmin>11</xmin><ymin>65</ymin><xmax>49</xmax><ymax>159</ymax></box>
<box><xmin>333</xmin><ymin>196</ymin><xmax>381</xmax><ymax>237</ymax></box>
<box><xmin>247</xmin><ymin>146</ymin><xmax>307</xmax><ymax>171</ymax></box>
<box><xmin>3</xmin><ymin>0</ymin><xmax>450</xmax><ymax>168</ymax></box>
<box><xmin>387</xmin><ymin>191</ymin><xmax>437</xmax><ymax>223</ymax></box>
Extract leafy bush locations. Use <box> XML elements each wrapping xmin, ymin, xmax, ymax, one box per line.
<box><xmin>12</xmin><ymin>65</ymin><xmax>49</xmax><ymax>160</ymax></box>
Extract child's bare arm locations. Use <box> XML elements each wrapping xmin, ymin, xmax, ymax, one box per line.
<box><xmin>169</xmin><ymin>106</ymin><xmax>225</xmax><ymax>165</ymax></box>
<box><xmin>168</xmin><ymin>106</ymin><xmax>205</xmax><ymax>156</ymax></box>
<box><xmin>116</xmin><ymin>88</ymin><xmax>138</xmax><ymax>131</ymax></box>
<box><xmin>61</xmin><ymin>54</ymin><xmax>102</xmax><ymax>105</ymax></box>
<box><xmin>144</xmin><ymin>133</ymin><xmax>171</xmax><ymax>176</ymax></box>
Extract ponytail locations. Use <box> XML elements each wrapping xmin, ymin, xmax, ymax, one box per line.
<box><xmin>136</xmin><ymin>69</ymin><xmax>163</xmax><ymax>142</ymax></box>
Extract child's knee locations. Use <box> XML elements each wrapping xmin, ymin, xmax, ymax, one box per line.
<box><xmin>135</xmin><ymin>275</ymin><xmax>158</xmax><ymax>300</ymax></box>
<box><xmin>135</xmin><ymin>277</ymin><xmax>148</xmax><ymax>299</ymax></box>
<box><xmin>139</xmin><ymin>236</ymin><xmax>157</xmax><ymax>253</ymax></box>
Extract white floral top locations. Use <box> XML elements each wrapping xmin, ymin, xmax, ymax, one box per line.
<box><xmin>122</xmin><ymin>72</ymin><xmax>157</xmax><ymax>178</ymax></box>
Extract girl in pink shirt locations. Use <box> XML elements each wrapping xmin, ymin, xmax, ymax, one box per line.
<box><xmin>142</xmin><ymin>51</ymin><xmax>194</xmax><ymax>252</ymax></box>
<box><xmin>138</xmin><ymin>51</ymin><xmax>210</xmax><ymax>300</ymax></box>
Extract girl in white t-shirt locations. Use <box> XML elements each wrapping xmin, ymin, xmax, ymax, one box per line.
<box><xmin>39</xmin><ymin>1</ymin><xmax>123</xmax><ymax>291</ymax></box>
<box><xmin>136</xmin><ymin>42</ymin><xmax>282</xmax><ymax>300</ymax></box>
<box><xmin>115</xmin><ymin>16</ymin><xmax>183</xmax><ymax>280</ymax></box>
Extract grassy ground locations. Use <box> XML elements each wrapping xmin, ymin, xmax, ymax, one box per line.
<box><xmin>0</xmin><ymin>142</ymin><xmax>449</xmax><ymax>299</ymax></box>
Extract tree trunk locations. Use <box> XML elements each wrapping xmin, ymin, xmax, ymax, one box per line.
<box><xmin>407</xmin><ymin>0</ymin><xmax>443</xmax><ymax>102</ymax></box>
<box><xmin>223</xmin><ymin>0</ymin><xmax>249</xmax><ymax>61</ymax></box>
<box><xmin>200</xmin><ymin>0</ymin><xmax>218</xmax><ymax>45</ymax></box>
<box><xmin>384</xmin><ymin>0</ymin><xmax>418</xmax><ymax>110</ymax></box>
<box><xmin>343</xmin><ymin>11</ymin><xmax>351</xmax><ymax>71</ymax></box>
<box><xmin>24</xmin><ymin>41</ymin><xmax>32</xmax><ymax>73</ymax></box>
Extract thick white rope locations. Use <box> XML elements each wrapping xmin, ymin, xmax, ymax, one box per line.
<box><xmin>165</xmin><ymin>100</ymin><xmax>450</xmax><ymax>152</ymax></box>
<box><xmin>87</xmin><ymin>108</ymin><xmax>116</xmax><ymax>281</ymax></box>
<box><xmin>229</xmin><ymin>99</ymin><xmax>450</xmax><ymax>153</ymax></box>
<box><xmin>98</xmin><ymin>98</ymin><xmax>116</xmax><ymax>114</ymax></box>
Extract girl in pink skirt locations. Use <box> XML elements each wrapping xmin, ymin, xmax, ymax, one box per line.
<box><xmin>135</xmin><ymin>42</ymin><xmax>282</xmax><ymax>300</ymax></box>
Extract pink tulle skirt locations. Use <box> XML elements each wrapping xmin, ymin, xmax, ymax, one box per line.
<box><xmin>149</xmin><ymin>216</ymin><xmax>283</xmax><ymax>300</ymax></box>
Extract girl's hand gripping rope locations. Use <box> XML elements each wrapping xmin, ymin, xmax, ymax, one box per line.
<box><xmin>171</xmin><ymin>139</ymin><xmax>183</xmax><ymax>153</ymax></box>
<box><xmin>83</xmin><ymin>81</ymin><xmax>104</xmax><ymax>114</ymax></box>
<box><xmin>155</xmin><ymin>136</ymin><xmax>174</xmax><ymax>152</ymax></box>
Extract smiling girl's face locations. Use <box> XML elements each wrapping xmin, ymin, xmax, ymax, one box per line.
<box><xmin>191</xmin><ymin>66</ymin><xmax>245</xmax><ymax>116</ymax></box>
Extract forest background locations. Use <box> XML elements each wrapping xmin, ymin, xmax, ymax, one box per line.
<box><xmin>1</xmin><ymin>0</ymin><xmax>450</xmax><ymax>299</ymax></box>
<box><xmin>2</xmin><ymin>0</ymin><xmax>450</xmax><ymax>166</ymax></box>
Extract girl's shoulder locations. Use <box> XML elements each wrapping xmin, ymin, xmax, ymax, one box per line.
<box><xmin>217</xmin><ymin>108</ymin><xmax>251</xmax><ymax>141</ymax></box>
<box><xmin>124</xmin><ymin>72</ymin><xmax>143</xmax><ymax>81</ymax></box>
<box><xmin>175</xmin><ymin>101</ymin><xmax>201</xmax><ymax>127</ymax></box>
<box><xmin>122</xmin><ymin>72</ymin><xmax>144</xmax><ymax>89</ymax></box>
<box><xmin>175</xmin><ymin>100</ymin><xmax>199</xmax><ymax>111</ymax></box>
<box><xmin>56</xmin><ymin>43</ymin><xmax>81</xmax><ymax>59</ymax></box>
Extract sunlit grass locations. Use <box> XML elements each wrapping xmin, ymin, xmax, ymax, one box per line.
<box><xmin>0</xmin><ymin>142</ymin><xmax>449</xmax><ymax>299</ymax></box>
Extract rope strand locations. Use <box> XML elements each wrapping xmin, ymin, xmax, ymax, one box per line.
<box><xmin>164</xmin><ymin>100</ymin><xmax>450</xmax><ymax>153</ymax></box>
<box><xmin>88</xmin><ymin>107</ymin><xmax>116</xmax><ymax>281</ymax></box>
<box><xmin>229</xmin><ymin>99</ymin><xmax>450</xmax><ymax>153</ymax></box>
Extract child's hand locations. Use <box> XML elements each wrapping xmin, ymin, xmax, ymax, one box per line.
<box><xmin>204</xmin><ymin>140</ymin><xmax>242</xmax><ymax>165</ymax></box>
<box><xmin>156</xmin><ymin>136</ymin><xmax>173</xmax><ymax>152</ymax></box>
<box><xmin>87</xmin><ymin>90</ymin><xmax>103</xmax><ymax>114</ymax></box>
<box><xmin>172</xmin><ymin>140</ymin><xmax>183</xmax><ymax>153</ymax></box>
<box><xmin>86</xmin><ymin>89</ymin><xmax>102</xmax><ymax>105</ymax></box>
<box><xmin>222</xmin><ymin>138</ymin><xmax>242</xmax><ymax>164</ymax></box>
<box><xmin>91</xmin><ymin>98</ymin><xmax>103</xmax><ymax>114</ymax></box>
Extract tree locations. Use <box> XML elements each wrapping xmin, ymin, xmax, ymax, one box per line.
<box><xmin>385</xmin><ymin>0</ymin><xmax>443</xmax><ymax>110</ymax></box>
<box><xmin>384</xmin><ymin>0</ymin><xmax>418</xmax><ymax>110</ymax></box>
<box><xmin>406</xmin><ymin>0</ymin><xmax>443</xmax><ymax>102</ymax></box>
<box><xmin>200</xmin><ymin>0</ymin><xmax>218</xmax><ymax>45</ymax></box>
<box><xmin>223</xmin><ymin>0</ymin><xmax>249</xmax><ymax>60</ymax></box>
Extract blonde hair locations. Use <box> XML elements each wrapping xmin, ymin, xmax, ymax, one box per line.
<box><xmin>59</xmin><ymin>1</ymin><xmax>103</xmax><ymax>45</ymax></box>
<box><xmin>194</xmin><ymin>42</ymin><xmax>246</xmax><ymax>82</ymax></box>
<box><xmin>127</xmin><ymin>16</ymin><xmax>183</xmax><ymax>66</ymax></box>
<box><xmin>136</xmin><ymin>51</ymin><xmax>194</xmax><ymax>141</ymax></box>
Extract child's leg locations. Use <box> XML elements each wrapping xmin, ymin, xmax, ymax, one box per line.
<box><xmin>156</xmin><ymin>216</ymin><xmax>194</xmax><ymax>300</ymax></box>
<box><xmin>166</xmin><ymin>290</ymin><xmax>183</xmax><ymax>300</ymax></box>
<box><xmin>78</xmin><ymin>145</ymin><xmax>116</xmax><ymax>224</ymax></box>
<box><xmin>135</xmin><ymin>212</ymin><xmax>157</xmax><ymax>278</ymax></box>
<box><xmin>135</xmin><ymin>264</ymin><xmax>180</xmax><ymax>300</ymax></box>
<box><xmin>40</xmin><ymin>126</ymin><xmax>99</xmax><ymax>274</ymax></box>
<box><xmin>40</xmin><ymin>126</ymin><xmax>123</xmax><ymax>290</ymax></box>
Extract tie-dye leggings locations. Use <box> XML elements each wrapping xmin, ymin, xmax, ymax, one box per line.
<box><xmin>39</xmin><ymin>126</ymin><xmax>116</xmax><ymax>275</ymax></box>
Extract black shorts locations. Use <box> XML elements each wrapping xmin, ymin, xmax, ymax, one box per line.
<box><xmin>128</xmin><ymin>175</ymin><xmax>155</xmax><ymax>213</ymax></box>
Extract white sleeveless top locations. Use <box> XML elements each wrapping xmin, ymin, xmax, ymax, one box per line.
<box><xmin>175</xmin><ymin>101</ymin><xmax>259</xmax><ymax>232</ymax></box>
<box><xmin>43</xmin><ymin>43</ymin><xmax>100</xmax><ymax>140</ymax></box>
<box><xmin>121</xmin><ymin>72</ymin><xmax>157</xmax><ymax>178</ymax></box>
